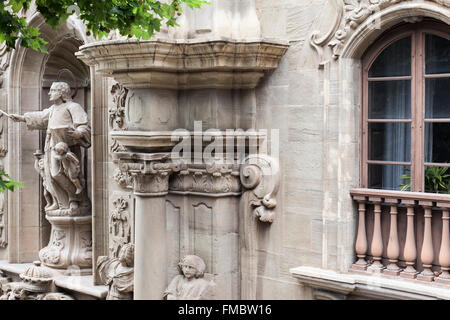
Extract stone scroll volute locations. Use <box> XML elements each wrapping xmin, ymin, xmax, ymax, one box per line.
<box><xmin>240</xmin><ymin>154</ymin><xmax>280</xmax><ymax>223</ymax></box>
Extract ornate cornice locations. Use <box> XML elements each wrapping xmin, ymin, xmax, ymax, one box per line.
<box><xmin>310</xmin><ymin>0</ymin><xmax>450</xmax><ymax>63</ymax></box>
<box><xmin>76</xmin><ymin>38</ymin><xmax>289</xmax><ymax>89</ymax></box>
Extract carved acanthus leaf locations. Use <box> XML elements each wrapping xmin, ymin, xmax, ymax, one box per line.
<box><xmin>240</xmin><ymin>155</ymin><xmax>280</xmax><ymax>223</ymax></box>
<box><xmin>169</xmin><ymin>162</ymin><xmax>241</xmax><ymax>195</ymax></box>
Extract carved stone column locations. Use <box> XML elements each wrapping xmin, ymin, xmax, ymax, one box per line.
<box><xmin>115</xmin><ymin>153</ymin><xmax>177</xmax><ymax>300</ymax></box>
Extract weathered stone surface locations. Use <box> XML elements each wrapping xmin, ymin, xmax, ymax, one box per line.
<box><xmin>2</xmin><ymin>0</ymin><xmax>450</xmax><ymax>301</ymax></box>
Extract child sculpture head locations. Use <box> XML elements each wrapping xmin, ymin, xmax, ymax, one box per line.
<box><xmin>178</xmin><ymin>255</ymin><xmax>206</xmax><ymax>279</ymax></box>
<box><xmin>54</xmin><ymin>142</ymin><xmax>69</xmax><ymax>160</ymax></box>
<box><xmin>118</xmin><ymin>243</ymin><xmax>134</xmax><ymax>267</ymax></box>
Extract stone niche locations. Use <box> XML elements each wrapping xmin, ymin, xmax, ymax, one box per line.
<box><xmin>77</xmin><ymin>1</ymin><xmax>288</xmax><ymax>300</ymax></box>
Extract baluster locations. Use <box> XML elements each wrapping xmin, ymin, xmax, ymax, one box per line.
<box><xmin>384</xmin><ymin>198</ymin><xmax>400</xmax><ymax>275</ymax></box>
<box><xmin>400</xmin><ymin>201</ymin><xmax>417</xmax><ymax>279</ymax></box>
<box><xmin>417</xmin><ymin>203</ymin><xmax>435</xmax><ymax>282</ymax></box>
<box><xmin>437</xmin><ymin>206</ymin><xmax>450</xmax><ymax>284</ymax></box>
<box><xmin>368</xmin><ymin>198</ymin><xmax>384</xmax><ymax>272</ymax></box>
<box><xmin>352</xmin><ymin>197</ymin><xmax>368</xmax><ymax>271</ymax></box>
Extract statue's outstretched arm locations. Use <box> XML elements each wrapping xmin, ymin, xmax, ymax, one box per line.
<box><xmin>9</xmin><ymin>114</ymin><xmax>26</xmax><ymax>123</ymax></box>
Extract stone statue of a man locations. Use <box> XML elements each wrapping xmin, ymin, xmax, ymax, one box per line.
<box><xmin>10</xmin><ymin>81</ymin><xmax>91</xmax><ymax>216</ymax></box>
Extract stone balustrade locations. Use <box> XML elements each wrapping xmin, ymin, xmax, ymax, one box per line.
<box><xmin>350</xmin><ymin>188</ymin><xmax>450</xmax><ymax>286</ymax></box>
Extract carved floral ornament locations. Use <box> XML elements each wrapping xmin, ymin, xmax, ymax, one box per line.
<box><xmin>310</xmin><ymin>0</ymin><xmax>450</xmax><ymax>63</ymax></box>
<box><xmin>109</xmin><ymin>83</ymin><xmax>128</xmax><ymax>131</ymax></box>
<box><xmin>109</xmin><ymin>196</ymin><xmax>131</xmax><ymax>258</ymax></box>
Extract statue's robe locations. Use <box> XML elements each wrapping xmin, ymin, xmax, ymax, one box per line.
<box><xmin>163</xmin><ymin>275</ymin><xmax>215</xmax><ymax>300</ymax></box>
<box><xmin>97</xmin><ymin>256</ymin><xmax>134</xmax><ymax>300</ymax></box>
<box><xmin>23</xmin><ymin>101</ymin><xmax>91</xmax><ymax>210</ymax></box>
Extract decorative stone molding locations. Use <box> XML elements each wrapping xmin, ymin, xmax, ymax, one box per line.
<box><xmin>170</xmin><ymin>162</ymin><xmax>241</xmax><ymax>197</ymax></box>
<box><xmin>113</xmin><ymin>168</ymin><xmax>133</xmax><ymax>189</ymax></box>
<box><xmin>0</xmin><ymin>117</ymin><xmax>7</xmax><ymax>248</ymax></box>
<box><xmin>290</xmin><ymin>266</ymin><xmax>450</xmax><ymax>300</ymax></box>
<box><xmin>109</xmin><ymin>195</ymin><xmax>131</xmax><ymax>258</ymax></box>
<box><xmin>19</xmin><ymin>261</ymin><xmax>53</xmax><ymax>294</ymax></box>
<box><xmin>0</xmin><ymin>145</ymin><xmax>7</xmax><ymax>248</ymax></box>
<box><xmin>109</xmin><ymin>83</ymin><xmax>129</xmax><ymax>131</ymax></box>
<box><xmin>76</xmin><ymin>39</ymin><xmax>289</xmax><ymax>89</ymax></box>
<box><xmin>110</xmin><ymin>138</ymin><xmax>127</xmax><ymax>154</ymax></box>
<box><xmin>39</xmin><ymin>216</ymin><xmax>92</xmax><ymax>270</ymax></box>
<box><xmin>0</xmin><ymin>42</ymin><xmax>12</xmax><ymax>88</ymax></box>
<box><xmin>240</xmin><ymin>155</ymin><xmax>280</xmax><ymax>223</ymax></box>
<box><xmin>0</xmin><ymin>261</ymin><xmax>75</xmax><ymax>300</ymax></box>
<box><xmin>310</xmin><ymin>0</ymin><xmax>450</xmax><ymax>62</ymax></box>
<box><xmin>114</xmin><ymin>152</ymin><xmax>180</xmax><ymax>196</ymax></box>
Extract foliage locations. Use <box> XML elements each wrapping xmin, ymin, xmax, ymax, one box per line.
<box><xmin>0</xmin><ymin>0</ymin><xmax>209</xmax><ymax>53</ymax></box>
<box><xmin>399</xmin><ymin>167</ymin><xmax>450</xmax><ymax>193</ymax></box>
<box><xmin>0</xmin><ymin>0</ymin><xmax>208</xmax><ymax>192</ymax></box>
<box><xmin>0</xmin><ymin>169</ymin><xmax>23</xmax><ymax>193</ymax></box>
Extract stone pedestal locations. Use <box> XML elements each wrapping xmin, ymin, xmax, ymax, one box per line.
<box><xmin>39</xmin><ymin>216</ymin><xmax>92</xmax><ymax>273</ymax></box>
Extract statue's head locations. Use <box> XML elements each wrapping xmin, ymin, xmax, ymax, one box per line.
<box><xmin>49</xmin><ymin>82</ymin><xmax>71</xmax><ymax>102</ymax></box>
<box><xmin>178</xmin><ymin>255</ymin><xmax>206</xmax><ymax>279</ymax></box>
<box><xmin>118</xmin><ymin>243</ymin><xmax>134</xmax><ymax>267</ymax></box>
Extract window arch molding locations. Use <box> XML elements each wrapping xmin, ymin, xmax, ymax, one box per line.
<box><xmin>361</xmin><ymin>21</ymin><xmax>450</xmax><ymax>192</ymax></box>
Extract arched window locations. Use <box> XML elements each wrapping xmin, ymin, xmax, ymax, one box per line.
<box><xmin>362</xmin><ymin>21</ymin><xmax>450</xmax><ymax>192</ymax></box>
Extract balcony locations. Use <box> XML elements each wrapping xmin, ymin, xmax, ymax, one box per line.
<box><xmin>350</xmin><ymin>188</ymin><xmax>450</xmax><ymax>286</ymax></box>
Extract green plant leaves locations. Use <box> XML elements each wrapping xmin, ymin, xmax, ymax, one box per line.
<box><xmin>0</xmin><ymin>0</ymin><xmax>209</xmax><ymax>52</ymax></box>
<box><xmin>399</xmin><ymin>167</ymin><xmax>450</xmax><ymax>193</ymax></box>
<box><xmin>0</xmin><ymin>170</ymin><xmax>23</xmax><ymax>193</ymax></box>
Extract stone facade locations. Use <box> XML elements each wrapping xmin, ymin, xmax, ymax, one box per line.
<box><xmin>0</xmin><ymin>0</ymin><xmax>449</xmax><ymax>300</ymax></box>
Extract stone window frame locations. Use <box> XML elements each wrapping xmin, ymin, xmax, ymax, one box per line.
<box><xmin>361</xmin><ymin>21</ymin><xmax>450</xmax><ymax>192</ymax></box>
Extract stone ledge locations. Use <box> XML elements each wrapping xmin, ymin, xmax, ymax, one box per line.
<box><xmin>0</xmin><ymin>260</ymin><xmax>108</xmax><ymax>299</ymax></box>
<box><xmin>0</xmin><ymin>260</ymin><xmax>33</xmax><ymax>276</ymax></box>
<box><xmin>290</xmin><ymin>266</ymin><xmax>450</xmax><ymax>300</ymax></box>
<box><xmin>53</xmin><ymin>275</ymin><xmax>108</xmax><ymax>299</ymax></box>
<box><xmin>76</xmin><ymin>38</ymin><xmax>289</xmax><ymax>89</ymax></box>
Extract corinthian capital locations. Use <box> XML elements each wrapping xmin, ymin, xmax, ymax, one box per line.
<box><xmin>114</xmin><ymin>153</ymin><xmax>179</xmax><ymax>196</ymax></box>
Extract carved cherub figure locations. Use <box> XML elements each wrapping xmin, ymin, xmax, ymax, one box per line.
<box><xmin>97</xmin><ymin>243</ymin><xmax>134</xmax><ymax>300</ymax></box>
<box><xmin>163</xmin><ymin>255</ymin><xmax>215</xmax><ymax>300</ymax></box>
<box><xmin>53</xmin><ymin>142</ymin><xmax>83</xmax><ymax>195</ymax></box>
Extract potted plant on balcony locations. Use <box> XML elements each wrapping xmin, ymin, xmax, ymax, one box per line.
<box><xmin>400</xmin><ymin>167</ymin><xmax>450</xmax><ymax>193</ymax></box>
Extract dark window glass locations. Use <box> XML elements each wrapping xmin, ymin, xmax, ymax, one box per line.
<box><xmin>368</xmin><ymin>164</ymin><xmax>410</xmax><ymax>190</ymax></box>
<box><xmin>369</xmin><ymin>80</ymin><xmax>411</xmax><ymax>119</ymax></box>
<box><xmin>426</xmin><ymin>34</ymin><xmax>450</xmax><ymax>75</ymax></box>
<box><xmin>425</xmin><ymin>123</ymin><xmax>450</xmax><ymax>163</ymax></box>
<box><xmin>369</xmin><ymin>123</ymin><xmax>411</xmax><ymax>162</ymax></box>
<box><xmin>425</xmin><ymin>78</ymin><xmax>450</xmax><ymax>119</ymax></box>
<box><xmin>369</xmin><ymin>36</ymin><xmax>411</xmax><ymax>78</ymax></box>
